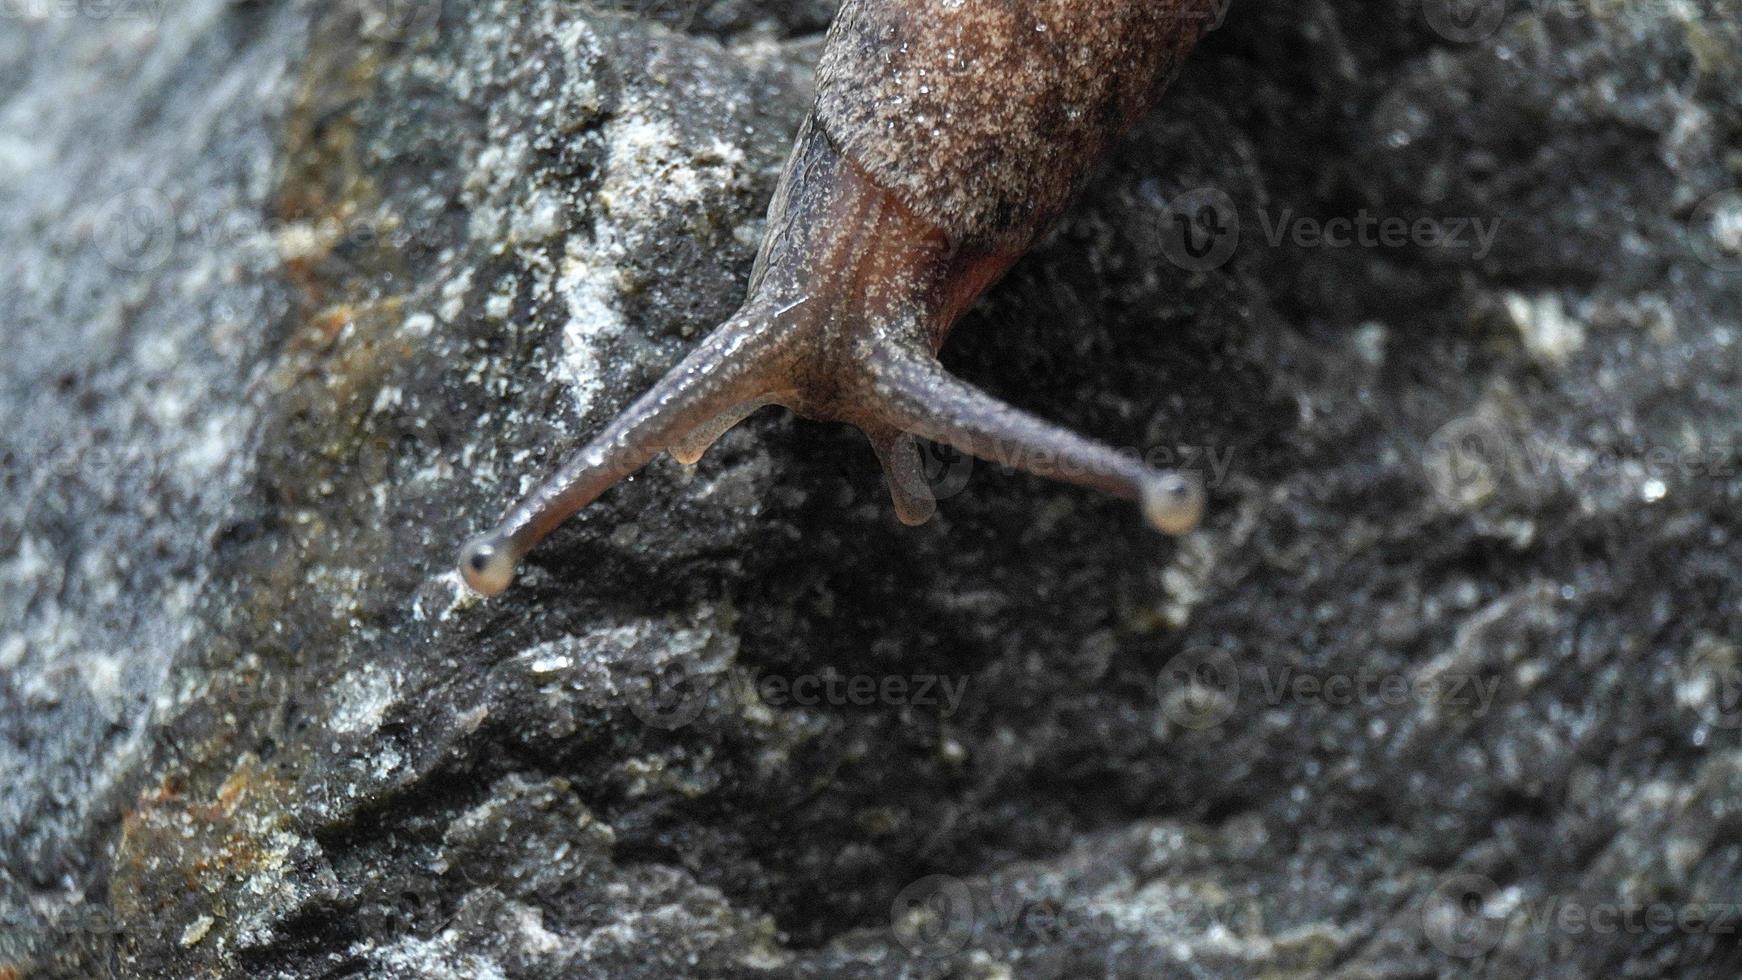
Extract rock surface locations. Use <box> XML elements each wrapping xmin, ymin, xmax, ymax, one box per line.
<box><xmin>3</xmin><ymin>0</ymin><xmax>1741</xmax><ymax>977</ymax></box>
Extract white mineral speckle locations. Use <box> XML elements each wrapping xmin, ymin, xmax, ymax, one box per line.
<box><xmin>555</xmin><ymin>249</ymin><xmax>619</xmax><ymax>418</ymax></box>
<box><xmin>439</xmin><ymin>268</ymin><xmax>474</xmax><ymax>322</ymax></box>
<box><xmin>1505</xmin><ymin>292</ymin><xmax>1584</xmax><ymax>366</ymax></box>
<box><xmin>511</xmin><ymin>188</ymin><xmax>566</xmax><ymax>244</ymax></box>
<box><xmin>80</xmin><ymin>653</ymin><xmax>126</xmax><ymax>724</ymax></box>
<box><xmin>527</xmin><ymin>650</ymin><xmax>573</xmax><ymax>678</ymax></box>
<box><xmin>328</xmin><ymin>666</ymin><xmax>397</xmax><ymax>734</ymax></box>
<box><xmin>549</xmin><ymin>111</ymin><xmax>751</xmax><ymax>417</ymax></box>
<box><xmin>403</xmin><ymin>312</ymin><xmax>436</xmax><ymax>337</ymax></box>
<box><xmin>0</xmin><ymin>635</ymin><xmax>26</xmax><ymax>670</ymax></box>
<box><xmin>179</xmin><ymin>914</ymin><xmax>215</xmax><ymax>947</ymax></box>
<box><xmin>367</xmin><ymin>932</ymin><xmax>511</xmax><ymax>980</ymax></box>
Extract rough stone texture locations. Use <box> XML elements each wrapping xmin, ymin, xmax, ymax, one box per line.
<box><xmin>3</xmin><ymin>0</ymin><xmax>1741</xmax><ymax>978</ymax></box>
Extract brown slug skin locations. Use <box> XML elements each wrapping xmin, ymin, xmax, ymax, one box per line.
<box><xmin>817</xmin><ymin>0</ymin><xmax>1215</xmax><ymax>251</ymax></box>
<box><xmin>460</xmin><ymin>0</ymin><xmax>1223</xmax><ymax>596</ymax></box>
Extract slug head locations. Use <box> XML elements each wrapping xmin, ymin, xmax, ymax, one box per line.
<box><xmin>456</xmin><ymin>116</ymin><xmax>1208</xmax><ymax>597</ymax></box>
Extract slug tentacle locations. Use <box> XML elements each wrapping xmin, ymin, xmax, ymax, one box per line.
<box><xmin>865</xmin><ymin>426</ymin><xmax>938</xmax><ymax>527</ymax></box>
<box><xmin>859</xmin><ymin>343</ymin><xmax>1206</xmax><ymax>535</ymax></box>
<box><xmin>459</xmin><ymin>303</ymin><xmax>795</xmax><ymax>596</ymax></box>
<box><xmin>669</xmin><ymin>393</ymin><xmax>787</xmax><ymax>466</ymax></box>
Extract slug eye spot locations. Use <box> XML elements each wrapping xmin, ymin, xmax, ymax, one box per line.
<box><xmin>1141</xmin><ymin>472</ymin><xmax>1205</xmax><ymax>536</ymax></box>
<box><xmin>459</xmin><ymin>536</ymin><xmax>517</xmax><ymax>597</ymax></box>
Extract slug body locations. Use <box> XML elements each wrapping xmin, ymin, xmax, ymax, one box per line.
<box><xmin>461</xmin><ymin>0</ymin><xmax>1222</xmax><ymax>596</ymax></box>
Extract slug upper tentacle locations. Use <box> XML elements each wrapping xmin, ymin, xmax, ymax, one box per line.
<box><xmin>460</xmin><ymin>0</ymin><xmax>1221</xmax><ymax>596</ymax></box>
<box><xmin>860</xmin><ymin>343</ymin><xmax>1206</xmax><ymax>536</ymax></box>
<box><xmin>460</xmin><ymin>302</ymin><xmax>798</xmax><ymax>596</ymax></box>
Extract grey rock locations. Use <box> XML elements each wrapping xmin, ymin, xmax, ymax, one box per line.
<box><xmin>3</xmin><ymin>0</ymin><xmax>1741</xmax><ymax>977</ymax></box>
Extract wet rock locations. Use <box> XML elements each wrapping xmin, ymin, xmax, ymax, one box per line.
<box><xmin>2</xmin><ymin>0</ymin><xmax>1740</xmax><ymax>977</ymax></box>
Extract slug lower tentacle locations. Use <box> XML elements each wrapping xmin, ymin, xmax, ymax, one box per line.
<box><xmin>461</xmin><ymin>0</ymin><xmax>1220</xmax><ymax>596</ymax></box>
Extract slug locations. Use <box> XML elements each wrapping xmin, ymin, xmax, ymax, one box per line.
<box><xmin>461</xmin><ymin>0</ymin><xmax>1223</xmax><ymax>596</ymax></box>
